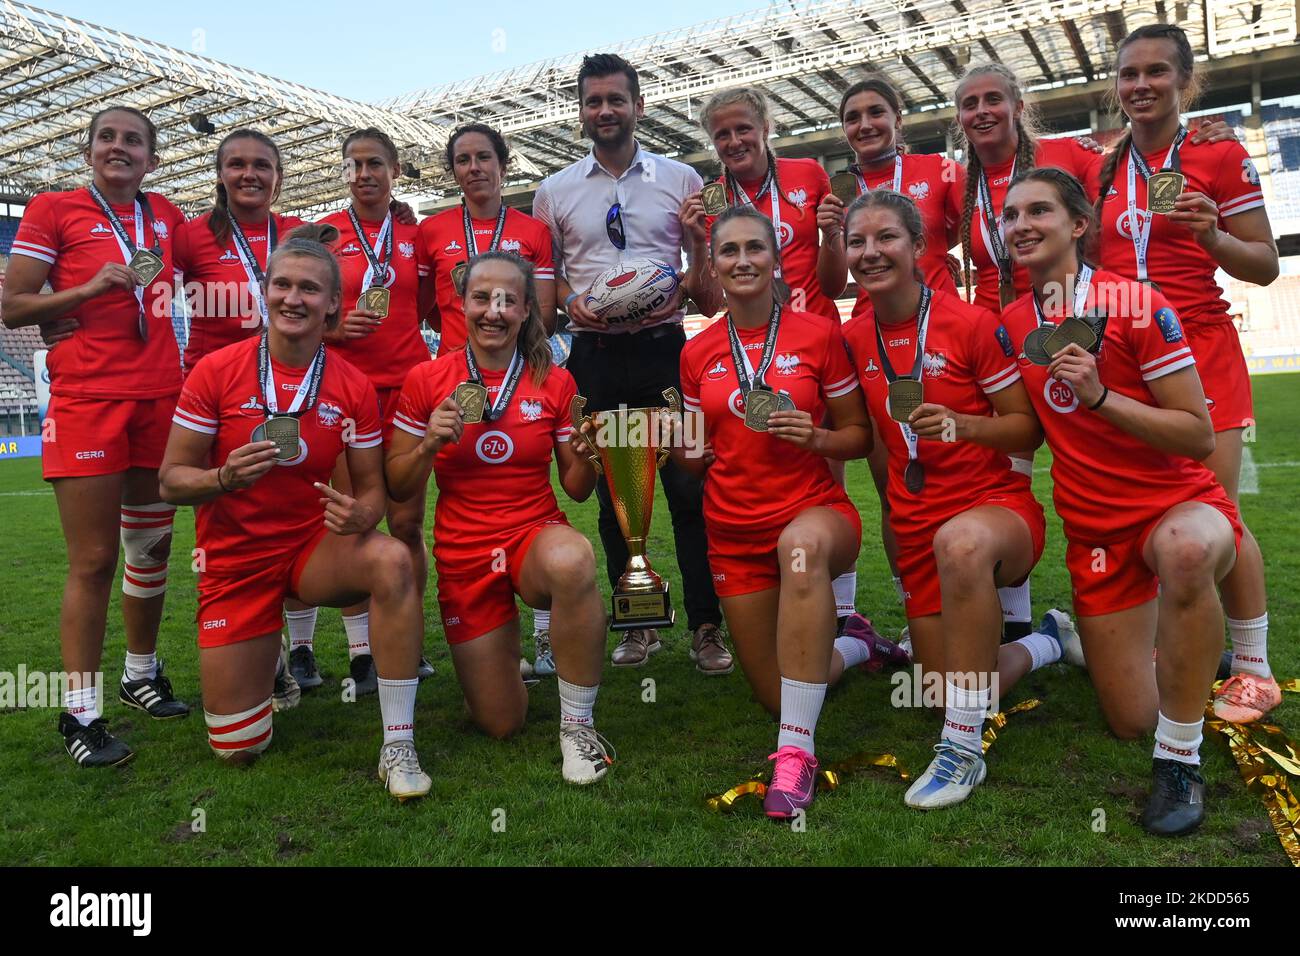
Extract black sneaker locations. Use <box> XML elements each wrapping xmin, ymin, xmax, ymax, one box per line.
<box><xmin>417</xmin><ymin>656</ymin><xmax>435</xmax><ymax>681</ymax></box>
<box><xmin>1140</xmin><ymin>758</ymin><xmax>1206</xmax><ymax>837</ymax></box>
<box><xmin>58</xmin><ymin>713</ymin><xmax>134</xmax><ymax>767</ymax></box>
<box><xmin>349</xmin><ymin>654</ymin><xmax>378</xmax><ymax>697</ymax></box>
<box><xmin>289</xmin><ymin>646</ymin><xmax>323</xmax><ymax>691</ymax></box>
<box><xmin>119</xmin><ymin>660</ymin><xmax>189</xmax><ymax>719</ymax></box>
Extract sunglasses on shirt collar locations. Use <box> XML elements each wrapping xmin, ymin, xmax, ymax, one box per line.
<box><xmin>606</xmin><ymin>202</ymin><xmax>627</xmax><ymax>251</ymax></box>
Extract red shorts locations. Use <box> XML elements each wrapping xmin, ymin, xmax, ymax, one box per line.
<box><xmin>376</xmin><ymin>386</ymin><xmax>402</xmax><ymax>444</ymax></box>
<box><xmin>1064</xmin><ymin>488</ymin><xmax>1243</xmax><ymax>617</ymax></box>
<box><xmin>707</xmin><ymin>498</ymin><xmax>862</xmax><ymax>599</ymax></box>
<box><xmin>895</xmin><ymin>490</ymin><xmax>1046</xmax><ymax>620</ymax></box>
<box><xmin>1186</xmin><ymin>322</ymin><xmax>1253</xmax><ymax>433</ymax></box>
<box><xmin>195</xmin><ymin>531</ymin><xmax>325</xmax><ymax>648</ymax></box>
<box><xmin>42</xmin><ymin>393</ymin><xmax>177</xmax><ymax>480</ymax></box>
<box><xmin>435</xmin><ymin>519</ymin><xmax>567</xmax><ymax>643</ymax></box>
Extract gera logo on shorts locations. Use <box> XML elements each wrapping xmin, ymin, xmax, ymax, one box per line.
<box><xmin>202</xmin><ymin>619</ymin><xmax>226</xmax><ymax>629</ymax></box>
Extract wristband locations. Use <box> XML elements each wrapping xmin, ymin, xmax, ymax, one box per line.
<box><xmin>216</xmin><ymin>466</ymin><xmax>233</xmax><ymax>492</ymax></box>
<box><xmin>564</xmin><ymin>291</ymin><xmax>579</xmax><ymax>311</ymax></box>
<box><xmin>1087</xmin><ymin>387</ymin><xmax>1109</xmax><ymax>411</ymax></box>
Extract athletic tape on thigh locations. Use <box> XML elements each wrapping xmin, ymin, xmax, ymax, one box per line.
<box><xmin>121</xmin><ymin>502</ymin><xmax>176</xmax><ymax>598</ymax></box>
<box><xmin>205</xmin><ymin>698</ymin><xmax>273</xmax><ymax>758</ymax></box>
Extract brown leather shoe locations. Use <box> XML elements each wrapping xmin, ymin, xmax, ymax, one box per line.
<box><xmin>690</xmin><ymin>623</ymin><xmax>734</xmax><ymax>676</ymax></box>
<box><xmin>611</xmin><ymin>629</ymin><xmax>661</xmax><ymax>667</ymax></box>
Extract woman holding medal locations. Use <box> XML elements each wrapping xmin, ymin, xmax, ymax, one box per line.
<box><xmin>1002</xmin><ymin>167</ymin><xmax>1242</xmax><ymax>835</ymax></box>
<box><xmin>320</xmin><ymin>127</ymin><xmax>435</xmax><ymax>692</ymax></box>
<box><xmin>842</xmin><ymin>189</ymin><xmax>1081</xmax><ymax>810</ymax></box>
<box><xmin>677</xmin><ymin>206</ymin><xmax>905</xmax><ymax>820</ymax></box>
<box><xmin>3</xmin><ymin>106</ymin><xmax>189</xmax><ymax>767</ymax></box>
<box><xmin>386</xmin><ymin>251</ymin><xmax>616</xmax><ymax>785</ymax></box>
<box><xmin>1095</xmin><ymin>24</ymin><xmax>1282</xmax><ymax>724</ymax></box>
<box><xmin>160</xmin><ymin>224</ymin><xmax>431</xmax><ymax>799</ymax></box>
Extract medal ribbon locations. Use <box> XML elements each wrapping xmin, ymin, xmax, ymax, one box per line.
<box><xmin>1126</xmin><ymin>126</ymin><xmax>1187</xmax><ymax>283</ymax></box>
<box><xmin>258</xmin><ymin>332</ymin><xmax>325</xmax><ymax>417</ymax></box>
<box><xmin>975</xmin><ymin>159</ymin><xmax>1015</xmax><ymax>287</ymax></box>
<box><xmin>463</xmin><ymin>344</ymin><xmax>525</xmax><ymax>422</ymax></box>
<box><xmin>461</xmin><ymin>200</ymin><xmax>508</xmax><ymax>259</ymax></box>
<box><xmin>88</xmin><ymin>183</ymin><xmax>159</xmax><ymax>337</ymax></box>
<box><xmin>872</xmin><ymin>285</ymin><xmax>933</xmax><ymax>468</ymax></box>
<box><xmin>849</xmin><ymin>151</ymin><xmax>903</xmax><ymax>196</ymax></box>
<box><xmin>228</xmin><ymin>216</ymin><xmax>277</xmax><ymax>327</ymax></box>
<box><xmin>1031</xmin><ymin>264</ymin><xmax>1094</xmax><ymax>329</ymax></box>
<box><xmin>726</xmin><ymin>152</ymin><xmax>783</xmax><ymax>280</ymax></box>
<box><xmin>346</xmin><ymin>206</ymin><xmax>393</xmax><ymax>291</ymax></box>
<box><xmin>725</xmin><ymin>300</ymin><xmax>783</xmax><ymax>397</ymax></box>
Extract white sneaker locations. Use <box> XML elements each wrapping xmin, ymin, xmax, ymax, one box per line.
<box><xmin>533</xmin><ymin>630</ymin><xmax>556</xmax><ymax>677</ymax></box>
<box><xmin>904</xmin><ymin>741</ymin><xmax>987</xmax><ymax>809</ymax></box>
<box><xmin>559</xmin><ymin>723</ymin><xmax>615</xmax><ymax>785</ymax></box>
<box><xmin>273</xmin><ymin>639</ymin><xmax>301</xmax><ymax>713</ymax></box>
<box><xmin>519</xmin><ymin>656</ymin><xmax>535</xmax><ymax>678</ymax></box>
<box><xmin>1042</xmin><ymin>608</ymin><xmax>1085</xmax><ymax>668</ymax></box>
<box><xmin>378</xmin><ymin>740</ymin><xmax>431</xmax><ymax>802</ymax></box>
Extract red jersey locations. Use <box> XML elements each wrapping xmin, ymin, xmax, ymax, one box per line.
<box><xmin>173</xmin><ymin>211</ymin><xmax>306</xmax><ymax>373</ymax></box>
<box><xmin>706</xmin><ymin>157</ymin><xmax>839</xmax><ymax>320</ymax></box>
<box><xmin>842</xmin><ymin>289</ymin><xmax>1026</xmax><ymax>530</ymax></box>
<box><xmin>1002</xmin><ymin>269</ymin><xmax>1219</xmax><ymax>542</ymax></box>
<box><xmin>319</xmin><ymin>208</ymin><xmax>431</xmax><ymax>388</ymax></box>
<box><xmin>850</xmin><ymin>152</ymin><xmax>961</xmax><ymax>321</ymax></box>
<box><xmin>960</xmin><ymin>138</ymin><xmax>1103</xmax><ymax>313</ymax></box>
<box><xmin>680</xmin><ymin>309</ymin><xmax>859</xmax><ymax>536</ymax></box>
<box><xmin>172</xmin><ymin>336</ymin><xmax>382</xmax><ymax>573</ymax></box>
<box><xmin>12</xmin><ymin>188</ymin><xmax>186</xmax><ymax>399</ymax></box>
<box><xmin>417</xmin><ymin>205</ymin><xmax>555</xmax><ymax>355</ymax></box>
<box><xmin>1098</xmin><ymin>137</ymin><xmax>1264</xmax><ymax>328</ymax></box>
<box><xmin>392</xmin><ymin>351</ymin><xmax>575</xmax><ymax>567</ymax></box>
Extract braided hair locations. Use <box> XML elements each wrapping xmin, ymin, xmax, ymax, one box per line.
<box><xmin>208</xmin><ymin>129</ymin><xmax>283</xmax><ymax>248</ymax></box>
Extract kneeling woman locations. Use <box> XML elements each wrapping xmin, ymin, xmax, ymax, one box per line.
<box><xmin>385</xmin><ymin>251</ymin><xmax>612</xmax><ymax>785</ymax></box>
<box><xmin>677</xmin><ymin>206</ymin><xmax>900</xmax><ymax>820</ymax></box>
<box><xmin>843</xmin><ymin>189</ymin><xmax>1081</xmax><ymax>811</ymax></box>
<box><xmin>1002</xmin><ymin>169</ymin><xmax>1241</xmax><ymax>836</ymax></box>
<box><xmin>160</xmin><ymin>225</ymin><xmax>429</xmax><ymax>800</ymax></box>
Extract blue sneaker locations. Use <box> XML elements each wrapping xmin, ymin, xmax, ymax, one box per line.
<box><xmin>904</xmin><ymin>740</ymin><xmax>987</xmax><ymax>809</ymax></box>
<box><xmin>1039</xmin><ymin>608</ymin><xmax>1085</xmax><ymax>668</ymax></box>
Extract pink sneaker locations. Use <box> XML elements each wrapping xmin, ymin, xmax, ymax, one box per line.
<box><xmin>841</xmin><ymin>613</ymin><xmax>910</xmax><ymax>672</ymax></box>
<box><xmin>763</xmin><ymin>746</ymin><xmax>818</xmax><ymax>819</ymax></box>
<box><xmin>1212</xmin><ymin>673</ymin><xmax>1283</xmax><ymax>723</ymax></box>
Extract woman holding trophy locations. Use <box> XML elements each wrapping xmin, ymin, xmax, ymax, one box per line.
<box><xmin>386</xmin><ymin>251</ymin><xmax>616</xmax><ymax>785</ymax></box>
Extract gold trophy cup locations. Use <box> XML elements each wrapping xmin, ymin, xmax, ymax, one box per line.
<box><xmin>570</xmin><ymin>388</ymin><xmax>681</xmax><ymax>631</ymax></box>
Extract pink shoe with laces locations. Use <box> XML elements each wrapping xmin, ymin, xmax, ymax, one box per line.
<box><xmin>763</xmin><ymin>746</ymin><xmax>818</xmax><ymax>819</ymax></box>
<box><xmin>1212</xmin><ymin>673</ymin><xmax>1282</xmax><ymax>723</ymax></box>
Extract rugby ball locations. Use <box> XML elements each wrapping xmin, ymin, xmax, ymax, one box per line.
<box><xmin>584</xmin><ymin>258</ymin><xmax>679</xmax><ymax>325</ymax></box>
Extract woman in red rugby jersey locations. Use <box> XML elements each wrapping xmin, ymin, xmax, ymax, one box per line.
<box><xmin>842</xmin><ymin>189</ymin><xmax>1081</xmax><ymax>812</ymax></box>
<box><xmin>386</xmin><ymin>251</ymin><xmax>614</xmax><ymax>785</ymax></box>
<box><xmin>1095</xmin><ymin>24</ymin><xmax>1281</xmax><ymax>724</ymax></box>
<box><xmin>1002</xmin><ymin>167</ymin><xmax>1241</xmax><ymax>836</ymax></box>
<box><xmin>160</xmin><ymin>225</ymin><xmax>430</xmax><ymax>800</ymax></box>
<box><xmin>3</xmin><ymin>106</ymin><xmax>189</xmax><ymax>767</ymax></box>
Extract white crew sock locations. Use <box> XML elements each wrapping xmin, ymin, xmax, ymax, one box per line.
<box><xmin>343</xmin><ymin>612</ymin><xmax>371</xmax><ymax>660</ymax></box>
<box><xmin>1154</xmin><ymin>712</ymin><xmax>1203</xmax><ymax>766</ymax></box>
<box><xmin>1012</xmin><ymin>631</ymin><xmax>1062</xmax><ymax>672</ymax></box>
<box><xmin>777</xmin><ymin>677</ymin><xmax>827</xmax><ymax>755</ymax></box>
<box><xmin>833</xmin><ymin>635</ymin><xmax>872</xmax><ymax>670</ymax></box>
<box><xmin>997</xmin><ymin>580</ymin><xmax>1032</xmax><ymax>624</ymax></box>
<box><xmin>65</xmin><ymin>685</ymin><xmax>100</xmax><ymax>727</ymax></box>
<box><xmin>378</xmin><ymin>678</ymin><xmax>418</xmax><ymax>745</ymax></box>
<box><xmin>286</xmin><ymin>607</ymin><xmax>319</xmax><ymax>651</ymax></box>
<box><xmin>1228</xmin><ymin>614</ymin><xmax>1270</xmax><ymax>678</ymax></box>
<box><xmin>533</xmin><ymin>609</ymin><xmax>551</xmax><ymax>634</ymax></box>
<box><xmin>832</xmin><ymin>572</ymin><xmax>857</xmax><ymax>618</ymax></box>
<box><xmin>892</xmin><ymin>575</ymin><xmax>906</xmax><ymax>605</ymax></box>
<box><xmin>558</xmin><ymin>677</ymin><xmax>599</xmax><ymax>728</ymax></box>
<box><xmin>123</xmin><ymin>651</ymin><xmax>157</xmax><ymax>682</ymax></box>
<box><xmin>941</xmin><ymin>680</ymin><xmax>989</xmax><ymax>753</ymax></box>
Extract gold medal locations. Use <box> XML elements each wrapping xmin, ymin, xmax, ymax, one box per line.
<box><xmin>998</xmin><ymin>279</ymin><xmax>1017</xmax><ymax>311</ymax></box>
<box><xmin>1022</xmin><ymin>327</ymin><xmax>1054</xmax><ymax>366</ymax></box>
<box><xmin>252</xmin><ymin>415</ymin><xmax>301</xmax><ymax>462</ymax></box>
<box><xmin>129</xmin><ymin>248</ymin><xmax>165</xmax><ymax>286</ymax></box>
<box><xmin>451</xmin><ymin>261</ymin><xmax>468</xmax><ymax>297</ymax></box>
<box><xmin>1146</xmin><ymin>170</ymin><xmax>1185</xmax><ymax>215</ymax></box>
<box><xmin>775</xmin><ymin>391</ymin><xmax>796</xmax><ymax>413</ymax></box>
<box><xmin>1044</xmin><ymin>316</ymin><xmax>1098</xmax><ymax>357</ymax></box>
<box><xmin>360</xmin><ymin>286</ymin><xmax>390</xmax><ymax>318</ymax></box>
<box><xmin>743</xmin><ymin>388</ymin><xmax>779</xmax><ymax>432</ymax></box>
<box><xmin>887</xmin><ymin>377</ymin><xmax>923</xmax><ymax>423</ymax></box>
<box><xmin>829</xmin><ymin>172</ymin><xmax>858</xmax><ymax>205</ymax></box>
<box><xmin>701</xmin><ymin>182</ymin><xmax>728</xmax><ymax>217</ymax></box>
<box><xmin>454</xmin><ymin>381</ymin><xmax>489</xmax><ymax>424</ymax></box>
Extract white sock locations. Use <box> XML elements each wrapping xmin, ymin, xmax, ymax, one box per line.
<box><xmin>378</xmin><ymin>678</ymin><xmax>418</xmax><ymax>745</ymax></box>
<box><xmin>533</xmin><ymin>609</ymin><xmax>551</xmax><ymax>634</ymax></box>
<box><xmin>344</xmin><ymin>612</ymin><xmax>371</xmax><ymax>660</ymax></box>
<box><xmin>1228</xmin><ymin>614</ymin><xmax>1270</xmax><ymax>678</ymax></box>
<box><xmin>285</xmin><ymin>607</ymin><xmax>319</xmax><ymax>651</ymax></box>
<box><xmin>832</xmin><ymin>572</ymin><xmax>857</xmax><ymax>618</ymax></box>
<box><xmin>1012</xmin><ymin>631</ymin><xmax>1061</xmax><ymax>671</ymax></box>
<box><xmin>892</xmin><ymin>575</ymin><xmax>906</xmax><ymax>605</ymax></box>
<box><xmin>941</xmin><ymin>680</ymin><xmax>989</xmax><ymax>753</ymax></box>
<box><xmin>1154</xmin><ymin>712</ymin><xmax>1203</xmax><ymax>766</ymax></box>
<box><xmin>833</xmin><ymin>635</ymin><xmax>872</xmax><ymax>670</ymax></box>
<box><xmin>123</xmin><ymin>651</ymin><xmax>157</xmax><ymax>682</ymax></box>
<box><xmin>777</xmin><ymin>677</ymin><xmax>826</xmax><ymax>755</ymax></box>
<box><xmin>997</xmin><ymin>581</ymin><xmax>1032</xmax><ymax>624</ymax></box>
<box><xmin>558</xmin><ymin>677</ymin><xmax>598</xmax><ymax>728</ymax></box>
<box><xmin>64</xmin><ymin>685</ymin><xmax>100</xmax><ymax>727</ymax></box>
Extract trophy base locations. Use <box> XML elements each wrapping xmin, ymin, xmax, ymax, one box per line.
<box><xmin>610</xmin><ymin>584</ymin><xmax>675</xmax><ymax>632</ymax></box>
